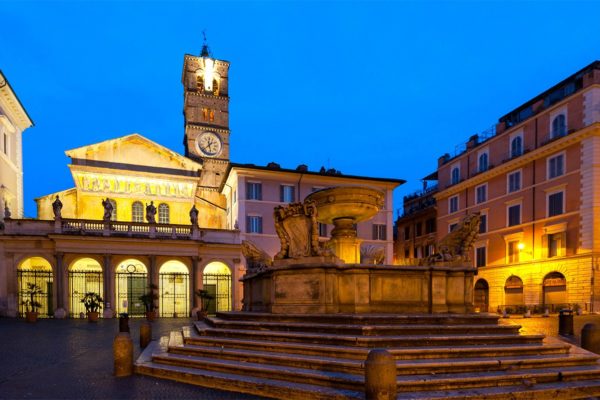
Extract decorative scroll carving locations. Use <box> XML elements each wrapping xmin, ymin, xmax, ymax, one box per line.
<box><xmin>427</xmin><ymin>213</ymin><xmax>480</xmax><ymax>264</ymax></box>
<box><xmin>273</xmin><ymin>200</ymin><xmax>324</xmax><ymax>260</ymax></box>
<box><xmin>241</xmin><ymin>240</ymin><xmax>272</xmax><ymax>273</ymax></box>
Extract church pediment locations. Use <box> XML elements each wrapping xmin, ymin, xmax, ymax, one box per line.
<box><xmin>65</xmin><ymin>133</ymin><xmax>202</xmax><ymax>174</ymax></box>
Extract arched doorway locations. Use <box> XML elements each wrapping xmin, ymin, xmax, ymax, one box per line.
<box><xmin>69</xmin><ymin>258</ymin><xmax>103</xmax><ymax>318</ymax></box>
<box><xmin>115</xmin><ymin>259</ymin><xmax>148</xmax><ymax>317</ymax></box>
<box><xmin>17</xmin><ymin>257</ymin><xmax>54</xmax><ymax>317</ymax></box>
<box><xmin>543</xmin><ymin>272</ymin><xmax>567</xmax><ymax>311</ymax></box>
<box><xmin>474</xmin><ymin>279</ymin><xmax>489</xmax><ymax>312</ymax></box>
<box><xmin>159</xmin><ymin>260</ymin><xmax>189</xmax><ymax>317</ymax></box>
<box><xmin>504</xmin><ymin>275</ymin><xmax>524</xmax><ymax>310</ymax></box>
<box><xmin>203</xmin><ymin>262</ymin><xmax>231</xmax><ymax>313</ymax></box>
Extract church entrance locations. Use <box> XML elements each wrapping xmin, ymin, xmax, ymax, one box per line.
<box><xmin>159</xmin><ymin>260</ymin><xmax>189</xmax><ymax>318</ymax></box>
<box><xmin>68</xmin><ymin>258</ymin><xmax>103</xmax><ymax>318</ymax></box>
<box><xmin>202</xmin><ymin>262</ymin><xmax>231</xmax><ymax>314</ymax></box>
<box><xmin>17</xmin><ymin>257</ymin><xmax>54</xmax><ymax>318</ymax></box>
<box><xmin>115</xmin><ymin>259</ymin><xmax>148</xmax><ymax>317</ymax></box>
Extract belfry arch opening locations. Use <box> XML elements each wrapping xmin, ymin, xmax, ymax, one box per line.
<box><xmin>68</xmin><ymin>258</ymin><xmax>103</xmax><ymax>318</ymax></box>
<box><xmin>17</xmin><ymin>257</ymin><xmax>54</xmax><ymax>318</ymax></box>
<box><xmin>202</xmin><ymin>261</ymin><xmax>231</xmax><ymax>314</ymax></box>
<box><xmin>159</xmin><ymin>260</ymin><xmax>189</xmax><ymax>318</ymax></box>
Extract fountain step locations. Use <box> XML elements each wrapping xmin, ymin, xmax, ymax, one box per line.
<box><xmin>183</xmin><ymin>326</ymin><xmax>570</xmax><ymax>360</ymax></box>
<box><xmin>194</xmin><ymin>324</ymin><xmax>545</xmax><ymax>347</ymax></box>
<box><xmin>142</xmin><ymin>335</ymin><xmax>600</xmax><ymax>394</ymax></box>
<box><xmin>205</xmin><ymin>316</ymin><xmax>521</xmax><ymax>335</ymax></box>
<box><xmin>216</xmin><ymin>311</ymin><xmax>501</xmax><ymax>326</ymax></box>
<box><xmin>169</xmin><ymin>342</ymin><xmax>598</xmax><ymax>376</ymax></box>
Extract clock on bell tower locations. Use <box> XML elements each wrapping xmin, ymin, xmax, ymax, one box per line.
<box><xmin>182</xmin><ymin>40</ymin><xmax>230</xmax><ymax>188</ymax></box>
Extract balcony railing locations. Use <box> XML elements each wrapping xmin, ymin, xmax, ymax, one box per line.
<box><xmin>1</xmin><ymin>218</ymin><xmax>240</xmax><ymax>244</ymax></box>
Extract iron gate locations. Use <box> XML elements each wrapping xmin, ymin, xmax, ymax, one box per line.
<box><xmin>68</xmin><ymin>270</ymin><xmax>102</xmax><ymax>317</ymax></box>
<box><xmin>160</xmin><ymin>272</ymin><xmax>189</xmax><ymax>317</ymax></box>
<box><xmin>203</xmin><ymin>273</ymin><xmax>231</xmax><ymax>313</ymax></box>
<box><xmin>17</xmin><ymin>270</ymin><xmax>54</xmax><ymax>317</ymax></box>
<box><xmin>116</xmin><ymin>272</ymin><xmax>147</xmax><ymax>317</ymax></box>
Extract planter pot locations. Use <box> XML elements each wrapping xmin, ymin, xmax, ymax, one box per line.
<box><xmin>87</xmin><ymin>311</ymin><xmax>99</xmax><ymax>322</ymax></box>
<box><xmin>145</xmin><ymin>311</ymin><xmax>156</xmax><ymax>322</ymax></box>
<box><xmin>25</xmin><ymin>311</ymin><xmax>38</xmax><ymax>323</ymax></box>
<box><xmin>196</xmin><ymin>310</ymin><xmax>208</xmax><ymax>321</ymax></box>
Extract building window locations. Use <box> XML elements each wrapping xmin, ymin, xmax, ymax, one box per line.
<box><xmin>246</xmin><ymin>182</ymin><xmax>262</xmax><ymax>200</ymax></box>
<box><xmin>476</xmin><ymin>247</ymin><xmax>486</xmax><ymax>268</ymax></box>
<box><xmin>449</xmin><ymin>223</ymin><xmax>458</xmax><ymax>232</ymax></box>
<box><xmin>478</xmin><ymin>152</ymin><xmax>488</xmax><ymax>172</ymax></box>
<box><xmin>508</xmin><ymin>171</ymin><xmax>521</xmax><ymax>193</ymax></box>
<box><xmin>548</xmin><ymin>233</ymin><xmax>561</xmax><ymax>257</ymax></box>
<box><xmin>373</xmin><ymin>224</ymin><xmax>386</xmax><ymax>240</ymax></box>
<box><xmin>548</xmin><ymin>154</ymin><xmax>565</xmax><ymax>179</ymax></box>
<box><xmin>548</xmin><ymin>191</ymin><xmax>564</xmax><ymax>217</ymax></box>
<box><xmin>132</xmin><ymin>201</ymin><xmax>143</xmax><ymax>223</ymax></box>
<box><xmin>427</xmin><ymin>244</ymin><xmax>435</xmax><ymax>257</ymax></box>
<box><xmin>479</xmin><ymin>213</ymin><xmax>487</xmax><ymax>233</ymax></box>
<box><xmin>318</xmin><ymin>223</ymin><xmax>327</xmax><ymax>237</ymax></box>
<box><xmin>551</xmin><ymin>114</ymin><xmax>566</xmax><ymax>138</ymax></box>
<box><xmin>247</xmin><ymin>215</ymin><xmax>263</xmax><ymax>233</ymax></box>
<box><xmin>449</xmin><ymin>195</ymin><xmax>459</xmax><ymax>213</ymax></box>
<box><xmin>425</xmin><ymin>218</ymin><xmax>436</xmax><ymax>234</ymax></box>
<box><xmin>280</xmin><ymin>185</ymin><xmax>295</xmax><ymax>203</ymax></box>
<box><xmin>476</xmin><ymin>184</ymin><xmax>487</xmax><ymax>204</ymax></box>
<box><xmin>507</xmin><ymin>240</ymin><xmax>520</xmax><ymax>263</ymax></box>
<box><xmin>158</xmin><ymin>203</ymin><xmax>170</xmax><ymax>224</ymax></box>
<box><xmin>510</xmin><ymin>135</ymin><xmax>523</xmax><ymax>158</ymax></box>
<box><xmin>404</xmin><ymin>226</ymin><xmax>410</xmax><ymax>240</ymax></box>
<box><xmin>451</xmin><ymin>166</ymin><xmax>460</xmax><ymax>185</ymax></box>
<box><xmin>415</xmin><ymin>222</ymin><xmax>422</xmax><ymax>237</ymax></box>
<box><xmin>508</xmin><ymin>204</ymin><xmax>521</xmax><ymax>227</ymax></box>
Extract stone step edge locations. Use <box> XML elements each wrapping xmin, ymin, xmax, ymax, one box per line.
<box><xmin>205</xmin><ymin>317</ymin><xmax>521</xmax><ymax>333</ymax></box>
<box><xmin>135</xmin><ymin>356</ymin><xmax>363</xmax><ymax>400</ymax></box>
<box><xmin>151</xmin><ymin>349</ymin><xmax>600</xmax><ymax>391</ymax></box>
<box><xmin>170</xmin><ymin>342</ymin><xmax>599</xmax><ymax>373</ymax></box>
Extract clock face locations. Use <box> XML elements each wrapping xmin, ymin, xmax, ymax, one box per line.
<box><xmin>196</xmin><ymin>131</ymin><xmax>222</xmax><ymax>157</ymax></box>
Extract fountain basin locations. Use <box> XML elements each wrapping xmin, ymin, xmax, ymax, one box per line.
<box><xmin>305</xmin><ymin>186</ymin><xmax>384</xmax><ymax>225</ymax></box>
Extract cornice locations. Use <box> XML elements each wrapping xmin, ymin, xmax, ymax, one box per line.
<box><xmin>0</xmin><ymin>72</ymin><xmax>33</xmax><ymax>130</ymax></box>
<box><xmin>436</xmin><ymin>122</ymin><xmax>600</xmax><ymax>200</ymax></box>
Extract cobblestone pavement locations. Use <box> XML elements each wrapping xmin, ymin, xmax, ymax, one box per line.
<box><xmin>499</xmin><ymin>313</ymin><xmax>600</xmax><ymax>344</ymax></box>
<box><xmin>0</xmin><ymin>317</ymin><xmax>265</xmax><ymax>400</ymax></box>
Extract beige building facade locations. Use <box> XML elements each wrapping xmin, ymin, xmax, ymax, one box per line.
<box><xmin>0</xmin><ymin>71</ymin><xmax>33</xmax><ymax>220</ymax></box>
<box><xmin>435</xmin><ymin>61</ymin><xmax>600</xmax><ymax>313</ymax></box>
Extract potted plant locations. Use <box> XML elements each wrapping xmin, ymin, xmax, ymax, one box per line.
<box><xmin>139</xmin><ymin>283</ymin><xmax>158</xmax><ymax>321</ymax></box>
<box><xmin>81</xmin><ymin>292</ymin><xmax>103</xmax><ymax>322</ymax></box>
<box><xmin>194</xmin><ymin>289</ymin><xmax>214</xmax><ymax>320</ymax></box>
<box><xmin>21</xmin><ymin>283</ymin><xmax>43</xmax><ymax>323</ymax></box>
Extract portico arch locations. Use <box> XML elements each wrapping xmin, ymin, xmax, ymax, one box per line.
<box><xmin>115</xmin><ymin>259</ymin><xmax>148</xmax><ymax>317</ymax></box>
<box><xmin>202</xmin><ymin>261</ymin><xmax>232</xmax><ymax>313</ymax></box>
<box><xmin>17</xmin><ymin>257</ymin><xmax>54</xmax><ymax>318</ymax></box>
<box><xmin>159</xmin><ymin>260</ymin><xmax>189</xmax><ymax>317</ymax></box>
<box><xmin>68</xmin><ymin>258</ymin><xmax>103</xmax><ymax>318</ymax></box>
<box><xmin>543</xmin><ymin>271</ymin><xmax>567</xmax><ymax>311</ymax></box>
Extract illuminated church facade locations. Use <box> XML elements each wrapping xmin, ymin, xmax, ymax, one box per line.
<box><xmin>0</xmin><ymin>46</ymin><xmax>402</xmax><ymax>318</ymax></box>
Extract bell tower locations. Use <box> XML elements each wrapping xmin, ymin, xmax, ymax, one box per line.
<box><xmin>182</xmin><ymin>39</ymin><xmax>230</xmax><ymax>188</ymax></box>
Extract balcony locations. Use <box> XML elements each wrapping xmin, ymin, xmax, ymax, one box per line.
<box><xmin>1</xmin><ymin>218</ymin><xmax>240</xmax><ymax>244</ymax></box>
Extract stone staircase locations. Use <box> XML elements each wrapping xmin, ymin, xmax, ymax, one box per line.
<box><xmin>135</xmin><ymin>312</ymin><xmax>600</xmax><ymax>399</ymax></box>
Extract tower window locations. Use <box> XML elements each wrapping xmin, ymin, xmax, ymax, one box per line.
<box><xmin>158</xmin><ymin>203</ymin><xmax>170</xmax><ymax>224</ymax></box>
<box><xmin>196</xmin><ymin>74</ymin><xmax>204</xmax><ymax>90</ymax></box>
<box><xmin>212</xmin><ymin>79</ymin><xmax>220</xmax><ymax>96</ymax></box>
<box><xmin>132</xmin><ymin>201</ymin><xmax>143</xmax><ymax>223</ymax></box>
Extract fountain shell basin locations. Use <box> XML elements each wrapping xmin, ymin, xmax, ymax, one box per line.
<box><xmin>305</xmin><ymin>186</ymin><xmax>385</xmax><ymax>225</ymax></box>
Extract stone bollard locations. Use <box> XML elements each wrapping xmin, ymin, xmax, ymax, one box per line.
<box><xmin>558</xmin><ymin>309</ymin><xmax>574</xmax><ymax>336</ymax></box>
<box><xmin>365</xmin><ymin>349</ymin><xmax>397</xmax><ymax>400</ymax></box>
<box><xmin>581</xmin><ymin>323</ymin><xmax>600</xmax><ymax>354</ymax></box>
<box><xmin>524</xmin><ymin>309</ymin><xmax>531</xmax><ymax>318</ymax></box>
<box><xmin>113</xmin><ymin>332</ymin><xmax>133</xmax><ymax>377</ymax></box>
<box><xmin>543</xmin><ymin>308</ymin><xmax>549</xmax><ymax>318</ymax></box>
<box><xmin>140</xmin><ymin>320</ymin><xmax>152</xmax><ymax>349</ymax></box>
<box><xmin>502</xmin><ymin>309</ymin><xmax>509</xmax><ymax>319</ymax></box>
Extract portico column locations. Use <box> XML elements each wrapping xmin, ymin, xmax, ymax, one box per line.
<box><xmin>103</xmin><ymin>254</ymin><xmax>114</xmax><ymax>318</ymax></box>
<box><xmin>54</xmin><ymin>252</ymin><xmax>67</xmax><ymax>319</ymax></box>
<box><xmin>149</xmin><ymin>255</ymin><xmax>158</xmax><ymax>287</ymax></box>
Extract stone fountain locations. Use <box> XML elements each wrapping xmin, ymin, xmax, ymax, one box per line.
<box><xmin>241</xmin><ymin>186</ymin><xmax>476</xmax><ymax>314</ymax></box>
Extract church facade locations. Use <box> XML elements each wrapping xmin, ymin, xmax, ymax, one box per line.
<box><xmin>0</xmin><ymin>46</ymin><xmax>402</xmax><ymax>318</ymax></box>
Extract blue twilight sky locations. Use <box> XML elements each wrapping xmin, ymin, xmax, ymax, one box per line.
<box><xmin>2</xmin><ymin>1</ymin><xmax>600</xmax><ymax>218</ymax></box>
